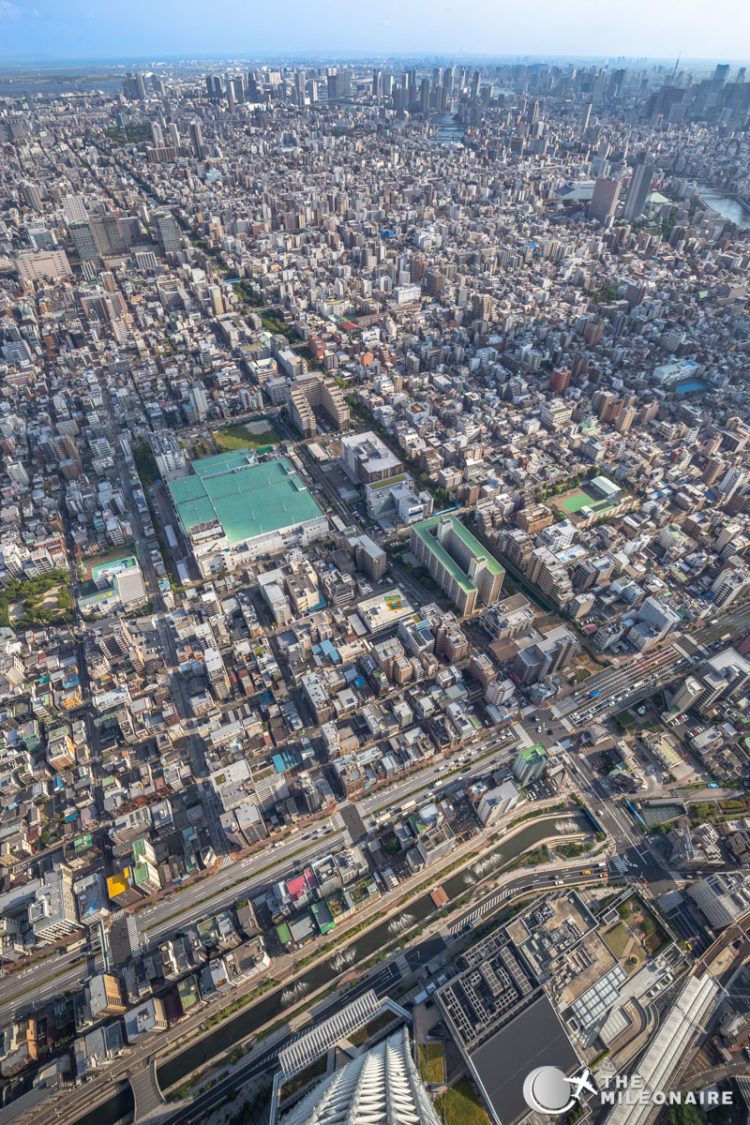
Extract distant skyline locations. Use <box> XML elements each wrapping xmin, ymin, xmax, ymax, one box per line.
<box><xmin>0</xmin><ymin>0</ymin><xmax>748</xmax><ymax>66</ymax></box>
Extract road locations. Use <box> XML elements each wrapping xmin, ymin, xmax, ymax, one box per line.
<box><xmin>0</xmin><ymin>722</ymin><xmax>520</xmax><ymax>1023</ymax></box>
<box><xmin>59</xmin><ymin>856</ymin><xmax>619</xmax><ymax>1125</ymax></box>
<box><xmin>554</xmin><ymin>605</ymin><xmax>750</xmax><ymax>727</ymax></box>
<box><xmin>159</xmin><ymin>858</ymin><xmax>630</xmax><ymax>1125</ymax></box>
<box><xmin>99</xmin><ymin>375</ymin><xmax>229</xmax><ymax>860</ymax></box>
<box><xmin>31</xmin><ymin>804</ymin><xmax>596</xmax><ymax>1125</ymax></box>
<box><xmin>1</xmin><ymin>699</ymin><xmax>697</xmax><ymax>1028</ymax></box>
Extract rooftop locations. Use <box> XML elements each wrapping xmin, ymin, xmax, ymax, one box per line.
<box><xmin>168</xmin><ymin>453</ymin><xmax>323</xmax><ymax>544</ymax></box>
<box><xmin>412</xmin><ymin>514</ymin><xmax>505</xmax><ymax>592</ymax></box>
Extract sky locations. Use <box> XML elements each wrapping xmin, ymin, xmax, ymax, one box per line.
<box><xmin>0</xmin><ymin>0</ymin><xmax>748</xmax><ymax>64</ymax></box>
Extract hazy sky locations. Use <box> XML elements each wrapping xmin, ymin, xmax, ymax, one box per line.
<box><xmin>0</xmin><ymin>0</ymin><xmax>748</xmax><ymax>63</ymax></box>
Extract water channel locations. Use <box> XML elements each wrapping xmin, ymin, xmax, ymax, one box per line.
<box><xmin>435</xmin><ymin>113</ymin><xmax>465</xmax><ymax>145</ymax></box>
<box><xmin>76</xmin><ymin>811</ymin><xmax>588</xmax><ymax>1124</ymax></box>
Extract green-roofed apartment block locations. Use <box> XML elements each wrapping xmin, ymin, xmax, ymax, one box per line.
<box><xmin>167</xmin><ymin>451</ymin><xmax>328</xmax><ymax>577</ymax></box>
<box><xmin>409</xmin><ymin>513</ymin><xmax>505</xmax><ymax>615</ymax></box>
<box><xmin>512</xmin><ymin>743</ymin><xmax>548</xmax><ymax>786</ymax></box>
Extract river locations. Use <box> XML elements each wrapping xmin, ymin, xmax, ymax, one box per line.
<box><xmin>75</xmin><ymin>812</ymin><xmax>587</xmax><ymax>1124</ymax></box>
<box><xmin>698</xmin><ymin>185</ymin><xmax>750</xmax><ymax>230</ymax></box>
<box><xmin>435</xmin><ymin>113</ymin><xmax>465</xmax><ymax>146</ymax></box>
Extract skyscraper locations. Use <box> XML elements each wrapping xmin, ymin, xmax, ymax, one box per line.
<box><xmin>190</xmin><ymin>121</ymin><xmax>204</xmax><ymax>158</ymax></box>
<box><xmin>69</xmin><ymin>220</ymin><xmax>101</xmax><ymax>265</ymax></box>
<box><xmin>590</xmin><ymin>177</ymin><xmax>621</xmax><ymax>223</ymax></box>
<box><xmin>63</xmin><ymin>194</ymin><xmax>89</xmax><ymax>224</ymax></box>
<box><xmin>278</xmin><ymin>1028</ymin><xmax>441</xmax><ymax>1125</ymax></box>
<box><xmin>20</xmin><ymin>181</ymin><xmax>42</xmax><ymax>211</ymax></box>
<box><xmin>327</xmin><ymin>70</ymin><xmax>351</xmax><ymax>101</ymax></box>
<box><xmin>154</xmin><ymin>210</ymin><xmax>181</xmax><ymax>256</ymax></box>
<box><xmin>622</xmin><ymin>156</ymin><xmax>654</xmax><ymax>221</ymax></box>
<box><xmin>91</xmin><ymin>214</ymin><xmax>128</xmax><ymax>257</ymax></box>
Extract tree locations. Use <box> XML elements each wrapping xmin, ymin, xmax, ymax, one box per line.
<box><xmin>640</xmin><ymin>913</ymin><xmax>656</xmax><ymax>937</ymax></box>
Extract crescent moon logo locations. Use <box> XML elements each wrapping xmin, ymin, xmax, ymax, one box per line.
<box><xmin>523</xmin><ymin>1067</ymin><xmax>577</xmax><ymax>1116</ymax></box>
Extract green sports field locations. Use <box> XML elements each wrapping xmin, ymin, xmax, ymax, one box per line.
<box><xmin>80</xmin><ymin>552</ymin><xmax>138</xmax><ymax>583</ymax></box>
<box><xmin>551</xmin><ymin>487</ymin><xmax>617</xmax><ymax>515</ymax></box>
<box><xmin>553</xmin><ymin>489</ymin><xmax>591</xmax><ymax>513</ymax></box>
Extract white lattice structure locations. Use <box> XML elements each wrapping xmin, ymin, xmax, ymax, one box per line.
<box><xmin>279</xmin><ymin>1027</ymin><xmax>441</xmax><ymax>1125</ymax></box>
<box><xmin>278</xmin><ymin>990</ymin><xmax>381</xmax><ymax>1075</ymax></box>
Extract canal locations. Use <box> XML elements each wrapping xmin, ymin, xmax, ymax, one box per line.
<box><xmin>77</xmin><ymin>811</ymin><xmax>587</xmax><ymax>1124</ymax></box>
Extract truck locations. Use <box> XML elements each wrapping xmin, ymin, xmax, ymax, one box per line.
<box><xmin>587</xmin><ymin>689</ymin><xmax>601</xmax><ymax>699</ymax></box>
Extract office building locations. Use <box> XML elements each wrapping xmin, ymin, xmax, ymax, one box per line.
<box><xmin>20</xmin><ymin>181</ymin><xmax>42</xmax><ymax>211</ymax></box>
<box><xmin>69</xmin><ymin>220</ymin><xmax>101</xmax><ymax>264</ymax></box>
<box><xmin>154</xmin><ymin>209</ymin><xmax>182</xmax><ymax>255</ymax></box>
<box><xmin>91</xmin><ymin>214</ymin><xmax>129</xmax><ymax>257</ymax></box>
<box><xmin>190</xmin><ymin>121</ymin><xmax>205</xmax><ymax>157</ymax></box>
<box><xmin>512</xmin><ymin>743</ymin><xmax>548</xmax><ymax>785</ymax></box>
<box><xmin>410</xmin><ymin>515</ymin><xmax>505</xmax><ymax>615</ymax></box>
<box><xmin>477</xmin><ymin>781</ymin><xmax>523</xmax><ymax>824</ymax></box>
<box><xmin>590</xmin><ymin>177</ymin><xmax>621</xmax><ymax>223</ymax></box>
<box><xmin>62</xmin><ymin>194</ymin><xmax>89</xmax><ymax>224</ymax></box>
<box><xmin>712</xmin><ymin>566</ymin><xmax>750</xmax><ymax>608</ymax></box>
<box><xmin>327</xmin><ymin>70</ymin><xmax>351</xmax><ymax>101</ymax></box>
<box><xmin>28</xmin><ymin>869</ymin><xmax>78</xmax><ymax>943</ymax></box>
<box><xmin>88</xmin><ymin>973</ymin><xmax>127</xmax><ymax>1019</ymax></box>
<box><xmin>622</xmin><ymin>156</ymin><xmax>654</xmax><ymax>221</ymax></box>
<box><xmin>16</xmin><ymin>249</ymin><xmax>71</xmax><ymax>282</ymax></box>
<box><xmin>688</xmin><ymin>872</ymin><xmax>750</xmax><ymax>928</ymax></box>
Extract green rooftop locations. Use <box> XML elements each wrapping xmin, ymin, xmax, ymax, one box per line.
<box><xmin>520</xmin><ymin>743</ymin><xmax>547</xmax><ymax>762</ymax></box>
<box><xmin>168</xmin><ymin>453</ymin><xmax>324</xmax><ymax>545</ymax></box>
<box><xmin>411</xmin><ymin>514</ymin><xmax>505</xmax><ymax>592</ymax></box>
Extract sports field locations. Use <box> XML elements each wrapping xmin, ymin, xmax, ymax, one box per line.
<box><xmin>550</xmin><ymin>487</ymin><xmax>616</xmax><ymax>516</ymax></box>
<box><xmin>553</xmin><ymin>489</ymin><xmax>591</xmax><ymax>513</ymax></box>
<box><xmin>211</xmin><ymin>419</ymin><xmax>281</xmax><ymax>452</ymax></box>
<box><xmin>83</xmin><ymin>552</ymin><xmax>138</xmax><ymax>583</ymax></box>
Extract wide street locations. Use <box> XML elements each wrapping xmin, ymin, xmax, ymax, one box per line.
<box><xmin>0</xmin><ymin>721</ymin><xmax>515</xmax><ymax>1024</ymax></box>
<box><xmin>554</xmin><ymin>604</ymin><xmax>750</xmax><ymax>726</ymax></box>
